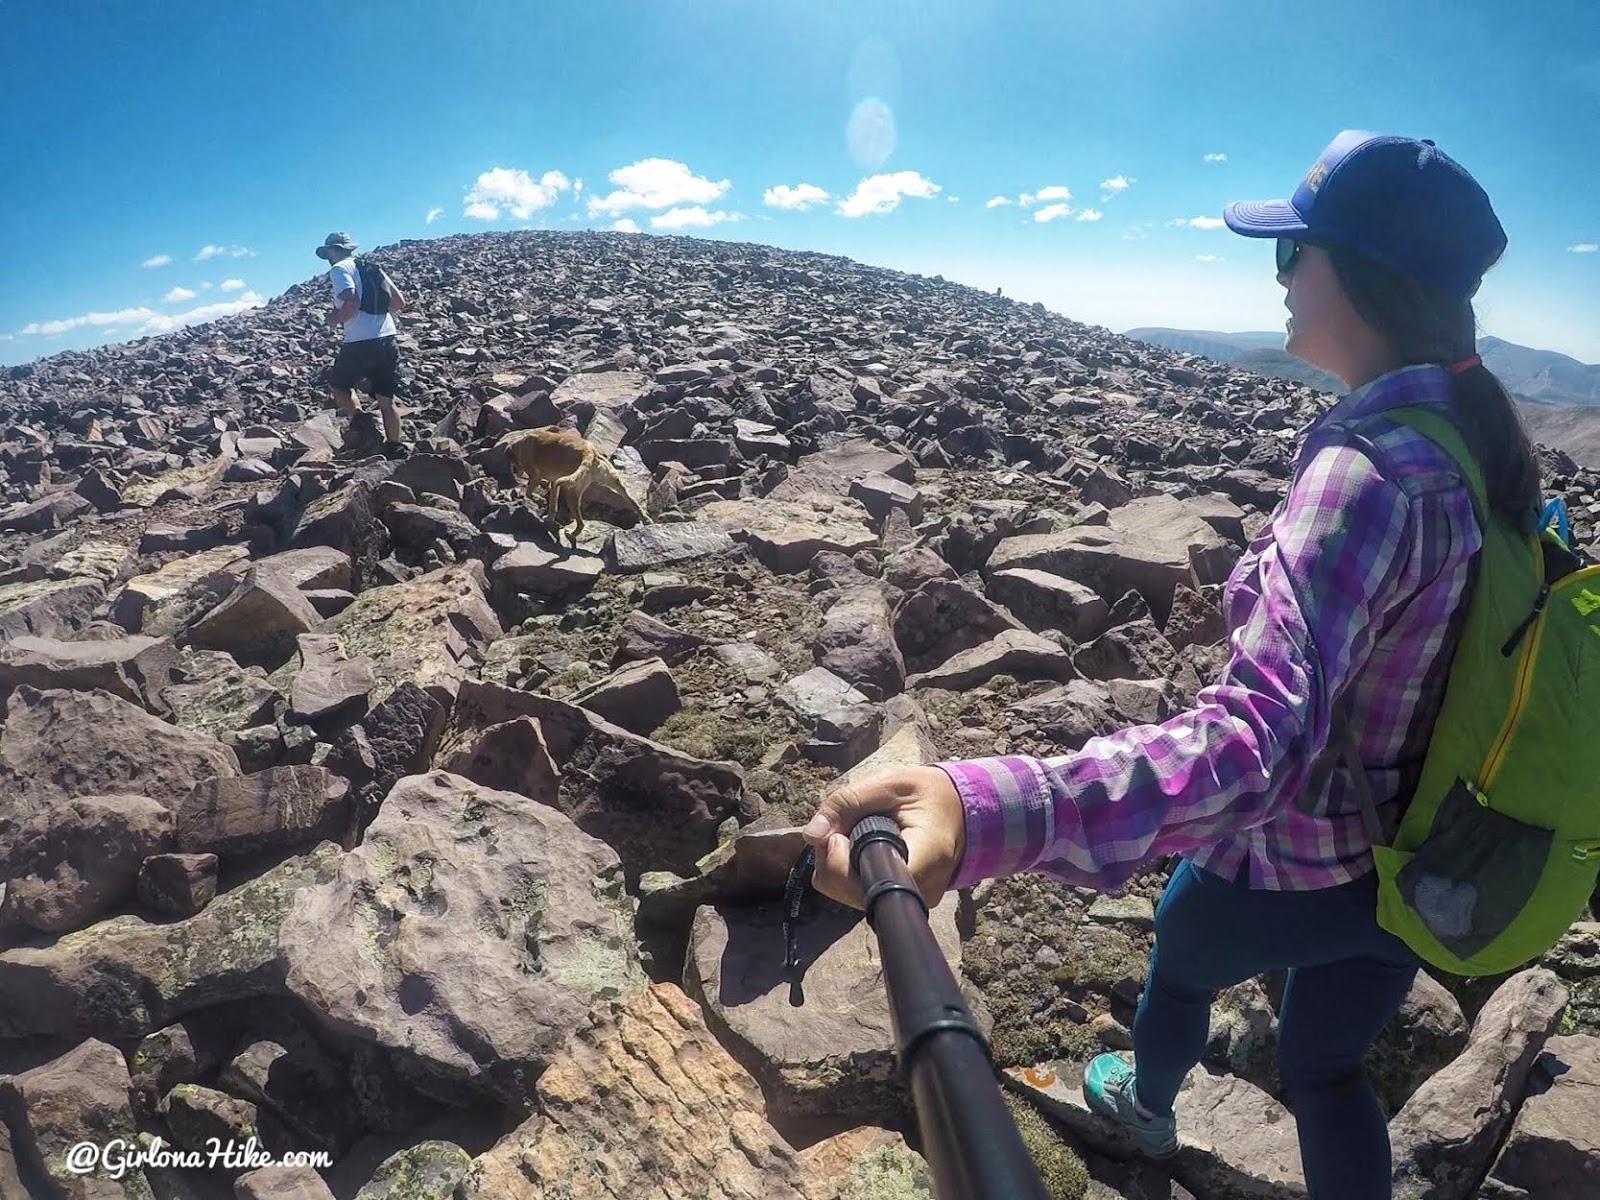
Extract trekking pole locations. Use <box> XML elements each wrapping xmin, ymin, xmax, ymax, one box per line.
<box><xmin>799</xmin><ymin>815</ymin><xmax>1051</xmax><ymax>1200</ymax></box>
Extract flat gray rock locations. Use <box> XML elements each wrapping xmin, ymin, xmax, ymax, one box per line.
<box><xmin>606</xmin><ymin>521</ymin><xmax>734</xmax><ymax>572</ymax></box>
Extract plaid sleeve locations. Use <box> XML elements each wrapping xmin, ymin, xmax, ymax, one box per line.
<box><xmin>942</xmin><ymin>438</ymin><xmax>1415</xmax><ymax>890</ymax></box>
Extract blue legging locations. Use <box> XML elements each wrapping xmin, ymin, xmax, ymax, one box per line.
<box><xmin>1132</xmin><ymin>858</ymin><xmax>1420</xmax><ymax>1200</ymax></box>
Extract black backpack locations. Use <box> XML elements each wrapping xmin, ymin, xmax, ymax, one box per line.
<box><xmin>353</xmin><ymin>256</ymin><xmax>392</xmax><ymax>316</ymax></box>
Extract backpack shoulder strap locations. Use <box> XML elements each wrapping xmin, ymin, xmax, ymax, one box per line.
<box><xmin>1314</xmin><ymin>404</ymin><xmax>1489</xmax><ymax>847</ymax></box>
<box><xmin>1381</xmin><ymin>405</ymin><xmax>1489</xmax><ymax>529</ymax></box>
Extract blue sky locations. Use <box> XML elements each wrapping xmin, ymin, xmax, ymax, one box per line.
<box><xmin>3</xmin><ymin>0</ymin><xmax>1597</xmax><ymax>366</ymax></box>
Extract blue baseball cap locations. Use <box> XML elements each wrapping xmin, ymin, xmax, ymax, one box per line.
<box><xmin>1224</xmin><ymin>130</ymin><xmax>1507</xmax><ymax>300</ymax></box>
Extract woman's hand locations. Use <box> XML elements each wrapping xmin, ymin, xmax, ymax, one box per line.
<box><xmin>802</xmin><ymin>765</ymin><xmax>966</xmax><ymax>910</ymax></box>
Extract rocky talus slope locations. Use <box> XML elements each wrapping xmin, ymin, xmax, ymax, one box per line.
<box><xmin>1</xmin><ymin>230</ymin><xmax>1596</xmax><ymax>1200</ymax></box>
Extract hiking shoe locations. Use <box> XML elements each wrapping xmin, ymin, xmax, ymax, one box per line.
<box><xmin>1082</xmin><ymin>1054</ymin><xmax>1178</xmax><ymax>1158</ymax></box>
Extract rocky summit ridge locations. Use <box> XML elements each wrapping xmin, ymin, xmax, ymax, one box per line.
<box><xmin>0</xmin><ymin>230</ymin><xmax>1596</xmax><ymax>1200</ymax></box>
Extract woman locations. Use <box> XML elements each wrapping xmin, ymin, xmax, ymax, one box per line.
<box><xmin>803</xmin><ymin>131</ymin><xmax>1540</xmax><ymax>1199</ymax></box>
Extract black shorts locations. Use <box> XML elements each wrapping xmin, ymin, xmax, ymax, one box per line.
<box><xmin>326</xmin><ymin>336</ymin><xmax>403</xmax><ymax>397</ymax></box>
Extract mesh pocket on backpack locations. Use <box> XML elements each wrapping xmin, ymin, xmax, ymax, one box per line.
<box><xmin>1395</xmin><ymin>777</ymin><xmax>1552</xmax><ymax>960</ymax></box>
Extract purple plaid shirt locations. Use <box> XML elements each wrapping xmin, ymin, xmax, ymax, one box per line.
<box><xmin>942</xmin><ymin>365</ymin><xmax>1482</xmax><ymax>892</ymax></box>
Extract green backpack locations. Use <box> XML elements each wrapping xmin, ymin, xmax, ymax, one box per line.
<box><xmin>1335</xmin><ymin>406</ymin><xmax>1600</xmax><ymax>976</ymax></box>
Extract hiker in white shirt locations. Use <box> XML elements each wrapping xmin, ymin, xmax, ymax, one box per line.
<box><xmin>315</xmin><ymin>231</ymin><xmax>407</xmax><ymax>449</ymax></box>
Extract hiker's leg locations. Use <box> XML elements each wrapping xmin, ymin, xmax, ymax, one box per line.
<box><xmin>1278</xmin><ymin>951</ymin><xmax>1417</xmax><ymax>1198</ymax></box>
<box><xmin>371</xmin><ymin>338</ymin><xmax>403</xmax><ymax>443</ymax></box>
<box><xmin>326</xmin><ymin>342</ymin><xmax>362</xmax><ymax>415</ymax></box>
<box><xmin>1130</xmin><ymin>859</ymin><xmax>1276</xmax><ymax>1115</ymax></box>
<box><xmin>374</xmin><ymin>394</ymin><xmax>402</xmax><ymax>444</ymax></box>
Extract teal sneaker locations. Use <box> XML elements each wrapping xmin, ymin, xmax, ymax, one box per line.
<box><xmin>1082</xmin><ymin>1054</ymin><xmax>1179</xmax><ymax>1158</ymax></box>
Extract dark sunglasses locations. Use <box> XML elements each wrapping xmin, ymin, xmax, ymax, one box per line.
<box><xmin>1276</xmin><ymin>237</ymin><xmax>1332</xmax><ymax>276</ymax></box>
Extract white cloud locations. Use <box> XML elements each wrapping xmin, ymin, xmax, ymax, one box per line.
<box><xmin>1204</xmin><ymin>153</ymin><xmax>1229</xmax><ymax>163</ymax></box>
<box><xmin>1076</xmin><ymin>209</ymin><xmax>1104</xmax><ymax>222</ymax></box>
<box><xmin>163</xmin><ymin>286</ymin><xmax>197</xmax><ymax>303</ymax></box>
<box><xmin>947</xmin><ymin>196</ymin><xmax>960</xmax><ymax>204</ymax></box>
<box><xmin>1123</xmin><ymin>224</ymin><xmax>1152</xmax><ymax>241</ymax></box>
<box><xmin>1174</xmin><ymin>216</ymin><xmax>1226</xmax><ymax>230</ymax></box>
<box><xmin>220</xmin><ymin>279</ymin><xmax>245</xmax><ymax>291</ymax></box>
<box><xmin>1196</xmin><ymin>254</ymin><xmax>1224</xmax><ymax>262</ymax></box>
<box><xmin>140</xmin><ymin>254</ymin><xmax>171</xmax><ymax>268</ymax></box>
<box><xmin>612</xmin><ymin>218</ymin><xmax>640</xmax><ymax>233</ymax></box>
<box><xmin>1100</xmin><ymin>175</ymin><xmax>1135</xmax><ymax>200</ymax></box>
<box><xmin>650</xmin><ymin>206</ymin><xmax>741</xmax><ymax>230</ymax></box>
<box><xmin>587</xmin><ymin>158</ymin><xmax>729</xmax><ymax>215</ymax></box>
<box><xmin>425</xmin><ymin>206</ymin><xmax>444</xmax><ymax>224</ymax></box>
<box><xmin>1019</xmin><ymin>185</ymin><xmax>1072</xmax><ymax>207</ymax></box>
<box><xmin>194</xmin><ymin>244</ymin><xmax>253</xmax><ymax>262</ymax></box>
<box><xmin>1033</xmin><ymin>203</ymin><xmax>1075</xmax><ymax>223</ymax></box>
<box><xmin>198</xmin><ymin>281</ymin><xmax>213</xmax><ymax>291</ymax></box>
<box><xmin>135</xmin><ymin>293</ymin><xmax>265</xmax><ymax>334</ymax></box>
<box><xmin>764</xmin><ymin>183</ymin><xmax>830</xmax><ymax>211</ymax></box>
<box><xmin>836</xmin><ymin>171</ymin><xmax>942</xmax><ymax>217</ymax></box>
<box><xmin>574</xmin><ymin>178</ymin><xmax>584</xmax><ymax>193</ymax></box>
<box><xmin>1570</xmin><ymin>243</ymin><xmax>1600</xmax><ymax>253</ymax></box>
<box><xmin>18</xmin><ymin>292</ymin><xmax>264</xmax><ymax>338</ymax></box>
<box><xmin>464</xmin><ymin>167</ymin><xmax>571</xmax><ymax>220</ymax></box>
<box><xmin>985</xmin><ymin>195</ymin><xmax>1012</xmax><ymax>209</ymax></box>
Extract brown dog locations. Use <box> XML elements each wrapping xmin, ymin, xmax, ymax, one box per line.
<box><xmin>499</xmin><ymin>427</ymin><xmax>651</xmax><ymax>543</ymax></box>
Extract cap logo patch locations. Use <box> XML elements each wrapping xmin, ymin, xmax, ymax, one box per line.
<box><xmin>1303</xmin><ymin>161</ymin><xmax>1329</xmax><ymax>194</ymax></box>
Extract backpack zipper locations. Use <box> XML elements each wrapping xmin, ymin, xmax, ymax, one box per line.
<box><xmin>1574</xmin><ymin>841</ymin><xmax>1600</xmax><ymax>862</ymax></box>
<box><xmin>1481</xmin><ymin>560</ymin><xmax>1600</xmax><ymax>794</ymax></box>
<box><xmin>1479</xmin><ymin>537</ymin><xmax>1549</xmax><ymax>792</ymax></box>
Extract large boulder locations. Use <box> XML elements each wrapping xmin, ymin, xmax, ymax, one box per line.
<box><xmin>328</xmin><ymin>561</ymin><xmax>502</xmax><ymax>706</ymax></box>
<box><xmin>0</xmin><ymin>794</ymin><xmax>175</xmax><ymax>934</ymax></box>
<box><xmin>458</xmin><ymin>984</ymin><xmax>811</xmax><ymax>1200</ymax></box>
<box><xmin>986</xmin><ymin>567</ymin><xmax>1111</xmax><ymax>642</ymax></box>
<box><xmin>0</xmin><ymin>490</ymin><xmax>91</xmax><ymax>534</ymax></box>
<box><xmin>685</xmin><ymin>895</ymin><xmax>970</xmax><ymax>1126</ymax></box>
<box><xmin>768</xmin><ymin>439</ymin><xmax>916</xmax><ymax>500</ymax></box>
<box><xmin>906</xmin><ymin>628</ymin><xmax>1078</xmax><ymax>690</ymax></box>
<box><xmin>606</xmin><ymin>521</ymin><xmax>734</xmax><ymax>572</ymax></box>
<box><xmin>109</xmin><ymin>543</ymin><xmax>250</xmax><ymax>635</ymax></box>
<box><xmin>891</xmin><ymin>577</ymin><xmax>1022</xmax><ymax>673</ymax></box>
<box><xmin>987</xmin><ymin>524</ymin><xmax>1196</xmax><ymax>628</ymax></box>
<box><xmin>0</xmin><ymin>1039</ymin><xmax>155</xmax><ymax>1199</ymax></box>
<box><xmin>146</xmin><ymin>646</ymin><xmax>284</xmax><ymax>738</ymax></box>
<box><xmin>1390</xmin><ymin>968</ymin><xmax>1570</xmax><ymax>1200</ymax></box>
<box><xmin>281</xmin><ymin>772</ymin><xmax>643</xmax><ymax>1104</ymax></box>
<box><xmin>0</xmin><ymin>843</ymin><xmax>342</xmax><ymax>1041</ymax></box>
<box><xmin>286</xmin><ymin>632</ymin><xmax>376</xmax><ymax>721</ymax></box>
<box><xmin>0</xmin><ymin>687</ymin><xmax>238</xmax><ymax>871</ymax></box>
<box><xmin>286</xmin><ymin>481</ymin><xmax>387</xmax><ymax>591</ymax></box>
<box><xmin>0</xmin><ymin>576</ymin><xmax>105</xmax><ymax>641</ymax></box>
<box><xmin>1073</xmin><ymin>617</ymin><xmax>1179</xmax><ymax>682</ymax></box>
<box><xmin>1481</xmin><ymin>1033</ymin><xmax>1600</xmax><ymax>1197</ymax></box>
<box><xmin>189</xmin><ymin>565</ymin><xmax>325</xmax><ymax>669</ymax></box>
<box><xmin>175</xmin><ymin>766</ymin><xmax>348</xmax><ymax>861</ymax></box>
<box><xmin>700</xmin><ymin>495</ymin><xmax>877</xmax><ymax>573</ymax></box>
<box><xmin>438</xmin><ymin>680</ymin><xmax>754</xmax><ymax>884</ymax></box>
<box><xmin>813</xmin><ymin>585</ymin><xmax>905</xmax><ymax>701</ymax></box>
<box><xmin>350</xmin><ymin>1142</ymin><xmax>470</xmax><ymax>1200</ymax></box>
<box><xmin>0</xmin><ymin>633</ymin><xmax>162</xmax><ymax>703</ymax></box>
<box><xmin>572</xmin><ymin>657</ymin><xmax>681</xmax><ymax>736</ymax></box>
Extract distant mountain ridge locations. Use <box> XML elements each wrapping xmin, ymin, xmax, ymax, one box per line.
<box><xmin>1125</xmin><ymin>328</ymin><xmax>1600</xmax><ymax>407</ymax></box>
<box><xmin>1126</xmin><ymin>327</ymin><xmax>1600</xmax><ymax>468</ymax></box>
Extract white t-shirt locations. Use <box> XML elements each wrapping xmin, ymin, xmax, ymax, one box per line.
<box><xmin>329</xmin><ymin>258</ymin><xmax>398</xmax><ymax>343</ymax></box>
